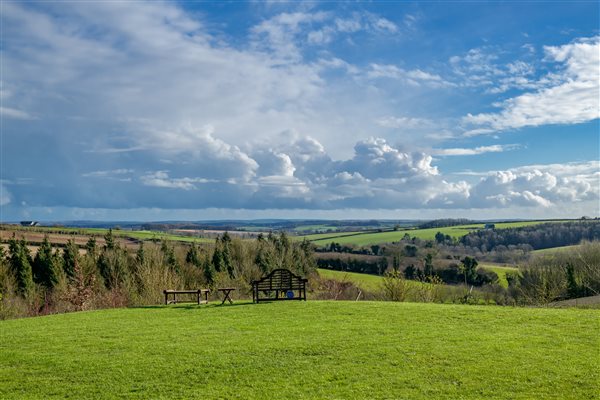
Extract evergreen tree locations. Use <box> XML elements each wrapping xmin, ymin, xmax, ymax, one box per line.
<box><xmin>33</xmin><ymin>236</ymin><xmax>60</xmax><ymax>289</ymax></box>
<box><xmin>8</xmin><ymin>236</ymin><xmax>34</xmax><ymax>297</ymax></box>
<box><xmin>221</xmin><ymin>241</ymin><xmax>234</xmax><ymax>278</ymax></box>
<box><xmin>85</xmin><ymin>236</ymin><xmax>97</xmax><ymax>259</ymax></box>
<box><xmin>565</xmin><ymin>263</ymin><xmax>581</xmax><ymax>298</ymax></box>
<box><xmin>62</xmin><ymin>240</ymin><xmax>79</xmax><ymax>280</ymax></box>
<box><xmin>212</xmin><ymin>237</ymin><xmax>224</xmax><ymax>272</ymax></box>
<box><xmin>185</xmin><ymin>244</ymin><xmax>200</xmax><ymax>267</ymax></box>
<box><xmin>104</xmin><ymin>229</ymin><xmax>116</xmax><ymax>250</ymax></box>
<box><xmin>461</xmin><ymin>256</ymin><xmax>478</xmax><ymax>285</ymax></box>
<box><xmin>203</xmin><ymin>257</ymin><xmax>214</xmax><ymax>286</ymax></box>
<box><xmin>161</xmin><ymin>240</ymin><xmax>179</xmax><ymax>272</ymax></box>
<box><xmin>424</xmin><ymin>253</ymin><xmax>434</xmax><ymax>277</ymax></box>
<box><xmin>136</xmin><ymin>242</ymin><xmax>145</xmax><ymax>265</ymax></box>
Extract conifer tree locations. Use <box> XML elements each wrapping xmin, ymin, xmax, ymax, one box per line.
<box><xmin>62</xmin><ymin>240</ymin><xmax>79</xmax><ymax>280</ymax></box>
<box><xmin>203</xmin><ymin>257</ymin><xmax>214</xmax><ymax>286</ymax></box>
<box><xmin>33</xmin><ymin>236</ymin><xmax>60</xmax><ymax>289</ymax></box>
<box><xmin>8</xmin><ymin>236</ymin><xmax>34</xmax><ymax>298</ymax></box>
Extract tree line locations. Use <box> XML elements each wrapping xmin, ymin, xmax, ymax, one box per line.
<box><xmin>460</xmin><ymin>221</ymin><xmax>600</xmax><ymax>251</ymax></box>
<box><xmin>0</xmin><ymin>230</ymin><xmax>316</xmax><ymax>319</ymax></box>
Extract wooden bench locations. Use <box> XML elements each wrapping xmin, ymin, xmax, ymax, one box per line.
<box><xmin>163</xmin><ymin>289</ymin><xmax>209</xmax><ymax>305</ymax></box>
<box><xmin>252</xmin><ymin>269</ymin><xmax>308</xmax><ymax>303</ymax></box>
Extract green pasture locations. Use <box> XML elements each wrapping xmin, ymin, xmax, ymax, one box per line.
<box><xmin>532</xmin><ymin>244</ymin><xmax>583</xmax><ymax>255</ymax></box>
<box><xmin>1</xmin><ymin>302</ymin><xmax>598</xmax><ymax>399</ymax></box>
<box><xmin>478</xmin><ymin>263</ymin><xmax>520</xmax><ymax>288</ymax></box>
<box><xmin>1</xmin><ymin>226</ymin><xmax>214</xmax><ymax>244</ymax></box>
<box><xmin>292</xmin><ymin>224</ymin><xmax>341</xmax><ymax>233</ymax></box>
<box><xmin>317</xmin><ymin>268</ymin><xmax>385</xmax><ymax>291</ymax></box>
<box><xmin>301</xmin><ymin>220</ymin><xmax>565</xmax><ymax>246</ymax></box>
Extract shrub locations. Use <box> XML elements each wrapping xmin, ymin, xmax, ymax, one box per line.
<box><xmin>381</xmin><ymin>270</ymin><xmax>409</xmax><ymax>302</ymax></box>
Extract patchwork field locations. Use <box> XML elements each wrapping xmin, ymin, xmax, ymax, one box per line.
<box><xmin>1</xmin><ymin>302</ymin><xmax>598</xmax><ymax>399</ymax></box>
<box><xmin>0</xmin><ymin>225</ymin><xmax>214</xmax><ymax>249</ymax></box>
<box><xmin>300</xmin><ymin>220</ymin><xmax>562</xmax><ymax>246</ymax></box>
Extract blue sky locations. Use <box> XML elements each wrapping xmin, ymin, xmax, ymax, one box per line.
<box><xmin>1</xmin><ymin>1</ymin><xmax>598</xmax><ymax>221</ymax></box>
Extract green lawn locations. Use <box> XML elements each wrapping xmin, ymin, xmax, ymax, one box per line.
<box><xmin>1</xmin><ymin>302</ymin><xmax>598</xmax><ymax>399</ymax></box>
<box><xmin>300</xmin><ymin>220</ymin><xmax>563</xmax><ymax>246</ymax></box>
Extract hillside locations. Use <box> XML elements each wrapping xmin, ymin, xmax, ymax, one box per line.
<box><xmin>1</xmin><ymin>302</ymin><xmax>598</xmax><ymax>399</ymax></box>
<box><xmin>300</xmin><ymin>220</ymin><xmax>563</xmax><ymax>246</ymax></box>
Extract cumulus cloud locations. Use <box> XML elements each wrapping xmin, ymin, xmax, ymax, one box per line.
<box><xmin>463</xmin><ymin>36</ymin><xmax>600</xmax><ymax>133</ymax></box>
<box><xmin>467</xmin><ymin>162</ymin><xmax>599</xmax><ymax>208</ymax></box>
<box><xmin>1</xmin><ymin>2</ymin><xmax>597</xmax><ymax>217</ymax></box>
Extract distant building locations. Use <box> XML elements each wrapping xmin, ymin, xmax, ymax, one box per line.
<box><xmin>20</xmin><ymin>221</ymin><xmax>39</xmax><ymax>227</ymax></box>
<box><xmin>484</xmin><ymin>223</ymin><xmax>495</xmax><ymax>229</ymax></box>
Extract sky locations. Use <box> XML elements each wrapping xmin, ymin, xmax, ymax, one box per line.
<box><xmin>1</xmin><ymin>0</ymin><xmax>599</xmax><ymax>222</ymax></box>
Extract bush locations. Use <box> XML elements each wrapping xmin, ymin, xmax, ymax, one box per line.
<box><xmin>381</xmin><ymin>270</ymin><xmax>409</xmax><ymax>302</ymax></box>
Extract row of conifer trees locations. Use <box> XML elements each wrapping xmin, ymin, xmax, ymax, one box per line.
<box><xmin>0</xmin><ymin>230</ymin><xmax>316</xmax><ymax>318</ymax></box>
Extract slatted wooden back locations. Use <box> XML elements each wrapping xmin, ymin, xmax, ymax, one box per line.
<box><xmin>252</xmin><ymin>269</ymin><xmax>308</xmax><ymax>302</ymax></box>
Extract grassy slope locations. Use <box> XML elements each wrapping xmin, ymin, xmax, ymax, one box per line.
<box><xmin>1</xmin><ymin>302</ymin><xmax>598</xmax><ymax>400</ymax></box>
<box><xmin>300</xmin><ymin>221</ymin><xmax>565</xmax><ymax>246</ymax></box>
<box><xmin>318</xmin><ymin>268</ymin><xmax>385</xmax><ymax>291</ymax></box>
<box><xmin>532</xmin><ymin>244</ymin><xmax>583</xmax><ymax>255</ymax></box>
<box><xmin>320</xmin><ymin>264</ymin><xmax>518</xmax><ymax>289</ymax></box>
<box><xmin>1</xmin><ymin>226</ymin><xmax>214</xmax><ymax>244</ymax></box>
<box><xmin>478</xmin><ymin>263</ymin><xmax>520</xmax><ymax>288</ymax></box>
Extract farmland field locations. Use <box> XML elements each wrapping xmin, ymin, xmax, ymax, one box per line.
<box><xmin>318</xmin><ymin>268</ymin><xmax>385</xmax><ymax>291</ymax></box>
<box><xmin>300</xmin><ymin>220</ymin><xmax>569</xmax><ymax>246</ymax></box>
<box><xmin>1</xmin><ymin>301</ymin><xmax>598</xmax><ymax>399</ymax></box>
<box><xmin>0</xmin><ymin>225</ymin><xmax>214</xmax><ymax>247</ymax></box>
<box><xmin>478</xmin><ymin>263</ymin><xmax>520</xmax><ymax>288</ymax></box>
<box><xmin>532</xmin><ymin>244</ymin><xmax>583</xmax><ymax>255</ymax></box>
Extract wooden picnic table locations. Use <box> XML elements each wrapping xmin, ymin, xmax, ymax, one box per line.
<box><xmin>217</xmin><ymin>288</ymin><xmax>236</xmax><ymax>305</ymax></box>
<box><xmin>163</xmin><ymin>289</ymin><xmax>209</xmax><ymax>305</ymax></box>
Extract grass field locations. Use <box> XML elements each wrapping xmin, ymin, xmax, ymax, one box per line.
<box><xmin>0</xmin><ymin>225</ymin><xmax>214</xmax><ymax>245</ymax></box>
<box><xmin>478</xmin><ymin>263</ymin><xmax>520</xmax><ymax>288</ymax></box>
<box><xmin>318</xmin><ymin>268</ymin><xmax>386</xmax><ymax>291</ymax></box>
<box><xmin>320</xmin><ymin>264</ymin><xmax>518</xmax><ymax>289</ymax></box>
<box><xmin>1</xmin><ymin>302</ymin><xmax>597</xmax><ymax>399</ymax></box>
<box><xmin>300</xmin><ymin>220</ymin><xmax>567</xmax><ymax>246</ymax></box>
<box><xmin>532</xmin><ymin>244</ymin><xmax>583</xmax><ymax>255</ymax></box>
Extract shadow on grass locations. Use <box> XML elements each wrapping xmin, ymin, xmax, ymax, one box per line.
<box><xmin>134</xmin><ymin>301</ymin><xmax>256</xmax><ymax>311</ymax></box>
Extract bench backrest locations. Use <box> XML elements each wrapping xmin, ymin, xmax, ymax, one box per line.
<box><xmin>253</xmin><ymin>269</ymin><xmax>307</xmax><ymax>290</ymax></box>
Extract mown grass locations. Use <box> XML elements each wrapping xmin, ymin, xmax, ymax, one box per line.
<box><xmin>1</xmin><ymin>302</ymin><xmax>598</xmax><ymax>399</ymax></box>
<box><xmin>301</xmin><ymin>220</ymin><xmax>566</xmax><ymax>246</ymax></box>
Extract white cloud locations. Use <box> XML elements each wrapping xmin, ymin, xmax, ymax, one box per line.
<box><xmin>1</xmin><ymin>3</ymin><xmax>597</xmax><ymax>217</ymax></box>
<box><xmin>0</xmin><ymin>184</ymin><xmax>11</xmax><ymax>206</ymax></box>
<box><xmin>140</xmin><ymin>171</ymin><xmax>217</xmax><ymax>190</ymax></box>
<box><xmin>463</xmin><ymin>36</ymin><xmax>600</xmax><ymax>133</ymax></box>
<box><xmin>375</xmin><ymin>116</ymin><xmax>434</xmax><ymax>129</ymax></box>
<box><xmin>367</xmin><ymin>64</ymin><xmax>451</xmax><ymax>87</ymax></box>
<box><xmin>82</xmin><ymin>169</ymin><xmax>133</xmax><ymax>178</ymax></box>
<box><xmin>433</xmin><ymin>144</ymin><xmax>520</xmax><ymax>156</ymax></box>
<box><xmin>0</xmin><ymin>106</ymin><xmax>34</xmax><ymax>120</ymax></box>
<box><xmin>467</xmin><ymin>161</ymin><xmax>599</xmax><ymax>208</ymax></box>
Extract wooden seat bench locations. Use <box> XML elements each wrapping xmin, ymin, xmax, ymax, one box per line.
<box><xmin>252</xmin><ymin>269</ymin><xmax>308</xmax><ymax>303</ymax></box>
<box><xmin>163</xmin><ymin>289</ymin><xmax>209</xmax><ymax>305</ymax></box>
